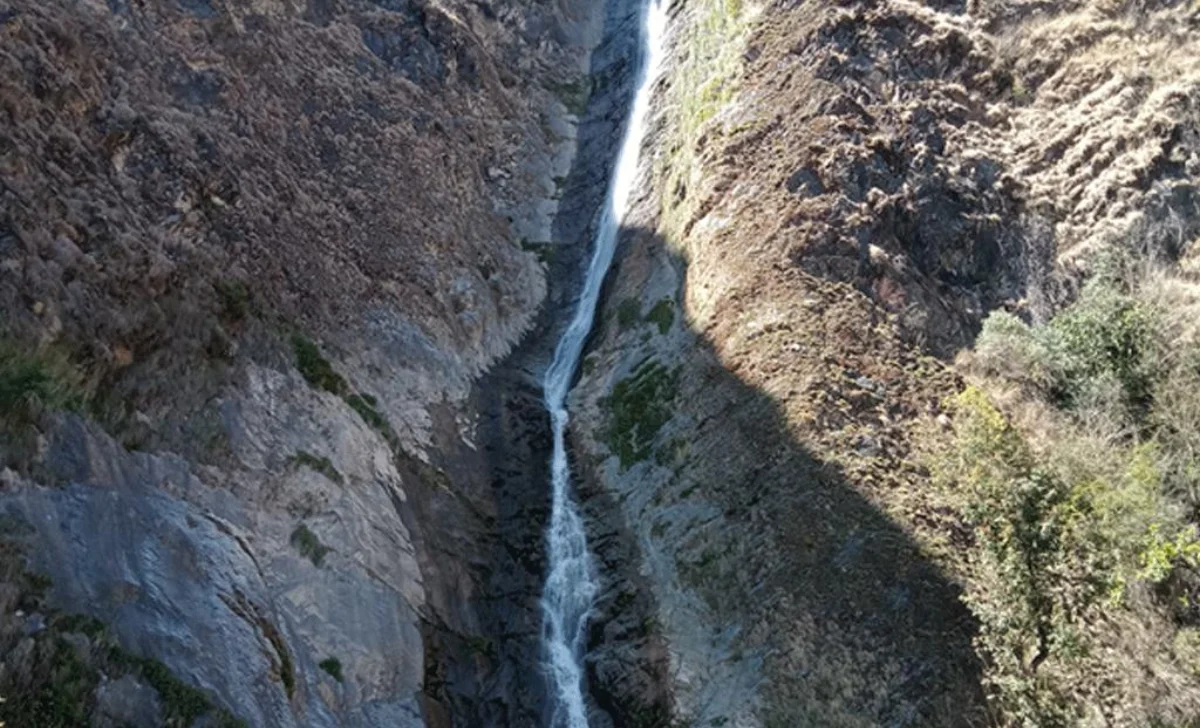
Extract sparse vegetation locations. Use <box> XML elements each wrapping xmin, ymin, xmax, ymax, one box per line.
<box><xmin>0</xmin><ymin>607</ymin><xmax>246</xmax><ymax>728</ymax></box>
<box><xmin>111</xmin><ymin>648</ymin><xmax>215</xmax><ymax>725</ymax></box>
<box><xmin>617</xmin><ymin>297</ymin><xmax>642</xmax><ymax>329</ymax></box>
<box><xmin>288</xmin><ymin>450</ymin><xmax>343</xmax><ymax>485</ymax></box>
<box><xmin>290</xmin><ymin>524</ymin><xmax>332</xmax><ymax>567</ymax></box>
<box><xmin>318</xmin><ymin>657</ymin><xmax>344</xmax><ymax>682</ymax></box>
<box><xmin>345</xmin><ymin>393</ymin><xmax>386</xmax><ymax>432</ymax></box>
<box><xmin>215</xmin><ymin>279</ymin><xmax>251</xmax><ymax>322</ymax></box>
<box><xmin>291</xmin><ymin>334</ymin><xmax>348</xmax><ymax>396</ymax></box>
<box><xmin>0</xmin><ymin>339</ymin><xmax>86</xmax><ymax>428</ymax></box>
<box><xmin>603</xmin><ymin>359</ymin><xmax>679</xmax><ymax>469</ymax></box>
<box><xmin>2</xmin><ymin>637</ymin><xmax>98</xmax><ymax>728</ymax></box>
<box><xmin>543</xmin><ymin>75</ymin><xmax>592</xmax><ymax>116</ymax></box>
<box><xmin>656</xmin><ymin>0</ymin><xmax>749</xmax><ymax>242</ymax></box>
<box><xmin>929</xmin><ymin>265</ymin><xmax>1200</xmax><ymax>725</ymax></box>
<box><xmin>289</xmin><ymin>335</ymin><xmax>401</xmax><ymax>449</ymax></box>
<box><xmin>646</xmin><ymin>298</ymin><xmax>675</xmax><ymax>335</ymax></box>
<box><xmin>521</xmin><ymin>239</ymin><xmax>556</xmax><ymax>266</ymax></box>
<box><xmin>260</xmin><ymin>620</ymin><xmax>296</xmax><ymax>700</ymax></box>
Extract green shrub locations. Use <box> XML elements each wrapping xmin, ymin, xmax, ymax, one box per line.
<box><xmin>107</xmin><ymin>647</ymin><xmax>245</xmax><ymax>725</ymax></box>
<box><xmin>935</xmin><ymin>382</ymin><xmax>1200</xmax><ymax>723</ymax></box>
<box><xmin>646</xmin><ymin>298</ymin><xmax>675</xmax><ymax>335</ymax></box>
<box><xmin>318</xmin><ymin>657</ymin><xmax>344</xmax><ymax>682</ymax></box>
<box><xmin>215</xmin><ymin>280</ymin><xmax>251</xmax><ymax>322</ymax></box>
<box><xmin>1040</xmin><ymin>283</ymin><xmax>1157</xmax><ymax>411</ymax></box>
<box><xmin>971</xmin><ymin>283</ymin><xmax>1158</xmax><ymax>415</ymax></box>
<box><xmin>970</xmin><ymin>311</ymin><xmax>1053</xmax><ymax>388</ymax></box>
<box><xmin>935</xmin><ymin>389</ymin><xmax>1110</xmax><ymax>723</ymax></box>
<box><xmin>345</xmin><ymin>393</ymin><xmax>387</xmax><ymax>433</ymax></box>
<box><xmin>0</xmin><ymin>638</ymin><xmax>98</xmax><ymax>728</ymax></box>
<box><xmin>131</xmin><ymin>654</ymin><xmax>213</xmax><ymax>724</ymax></box>
<box><xmin>543</xmin><ymin>76</ymin><xmax>591</xmax><ymax>116</ymax></box>
<box><xmin>288</xmin><ymin>450</ymin><xmax>343</xmax><ymax>485</ymax></box>
<box><xmin>291</xmin><ymin>335</ymin><xmax>347</xmax><ymax>396</ymax></box>
<box><xmin>0</xmin><ymin>340</ymin><xmax>85</xmax><ymax>427</ymax></box>
<box><xmin>290</xmin><ymin>524</ymin><xmax>331</xmax><ymax>567</ymax></box>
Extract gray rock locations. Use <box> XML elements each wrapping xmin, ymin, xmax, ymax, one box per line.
<box><xmin>92</xmin><ymin>674</ymin><xmax>164</xmax><ymax>728</ymax></box>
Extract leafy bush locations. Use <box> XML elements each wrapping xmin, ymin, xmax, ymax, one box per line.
<box><xmin>934</xmin><ymin>388</ymin><xmax>1196</xmax><ymax>725</ymax></box>
<box><xmin>969</xmin><ymin>311</ymin><xmax>1053</xmax><ymax>389</ymax></box>
<box><xmin>108</xmin><ymin>647</ymin><xmax>248</xmax><ymax>727</ymax></box>
<box><xmin>345</xmin><ymin>393</ymin><xmax>386</xmax><ymax>432</ymax></box>
<box><xmin>972</xmin><ymin>281</ymin><xmax>1157</xmax><ymax>413</ymax></box>
<box><xmin>215</xmin><ymin>279</ymin><xmax>251</xmax><ymax>322</ymax></box>
<box><xmin>939</xmin><ymin>268</ymin><xmax>1200</xmax><ymax>724</ymax></box>
<box><xmin>0</xmin><ymin>638</ymin><xmax>98</xmax><ymax>728</ymax></box>
<box><xmin>1040</xmin><ymin>283</ymin><xmax>1157</xmax><ymax>411</ymax></box>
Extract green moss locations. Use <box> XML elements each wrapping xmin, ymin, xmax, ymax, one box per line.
<box><xmin>291</xmin><ymin>335</ymin><xmax>347</xmax><ymax>396</ymax></box>
<box><xmin>646</xmin><ymin>298</ymin><xmax>675</xmax><ymax>335</ymax></box>
<box><xmin>603</xmin><ymin>359</ymin><xmax>679</xmax><ymax>470</ymax></box>
<box><xmin>288</xmin><ymin>450</ymin><xmax>343</xmax><ymax>485</ymax></box>
<box><xmin>318</xmin><ymin>657</ymin><xmax>344</xmax><ymax>682</ymax></box>
<box><xmin>290</xmin><ymin>524</ymin><xmax>332</xmax><ymax>567</ymax></box>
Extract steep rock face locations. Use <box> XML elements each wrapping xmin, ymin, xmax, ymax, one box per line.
<box><xmin>0</xmin><ymin>0</ymin><xmax>622</xmax><ymax>724</ymax></box>
<box><xmin>3</xmin><ymin>370</ymin><xmax>425</xmax><ymax>726</ymax></box>
<box><xmin>570</xmin><ymin>0</ymin><xmax>1200</xmax><ymax>724</ymax></box>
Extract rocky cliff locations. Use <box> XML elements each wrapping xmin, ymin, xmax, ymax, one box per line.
<box><xmin>5</xmin><ymin>0</ymin><xmax>1200</xmax><ymax>724</ymax></box>
<box><xmin>0</xmin><ymin>0</ymin><xmax>622</xmax><ymax>724</ymax></box>
<box><xmin>571</xmin><ymin>0</ymin><xmax>1200</xmax><ymax>724</ymax></box>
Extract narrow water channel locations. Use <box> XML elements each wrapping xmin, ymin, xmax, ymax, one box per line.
<box><xmin>538</xmin><ymin>0</ymin><xmax>669</xmax><ymax>725</ymax></box>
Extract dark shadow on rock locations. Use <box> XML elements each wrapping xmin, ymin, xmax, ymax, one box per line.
<box><xmin>403</xmin><ymin>0</ymin><xmax>654</xmax><ymax>723</ymax></box>
<box><xmin>573</xmin><ymin>224</ymin><xmax>990</xmax><ymax>727</ymax></box>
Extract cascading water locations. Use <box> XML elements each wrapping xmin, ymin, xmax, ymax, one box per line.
<box><xmin>539</xmin><ymin>0</ymin><xmax>668</xmax><ymax>726</ymax></box>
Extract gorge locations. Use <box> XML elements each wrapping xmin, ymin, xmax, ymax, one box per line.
<box><xmin>4</xmin><ymin>0</ymin><xmax>1200</xmax><ymax>725</ymax></box>
<box><xmin>540</xmin><ymin>0</ymin><xmax>665</xmax><ymax>723</ymax></box>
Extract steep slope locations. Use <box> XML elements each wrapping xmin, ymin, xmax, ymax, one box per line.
<box><xmin>570</xmin><ymin>0</ymin><xmax>1200</xmax><ymax>724</ymax></box>
<box><xmin>0</xmin><ymin>0</ymin><xmax>621</xmax><ymax>724</ymax></box>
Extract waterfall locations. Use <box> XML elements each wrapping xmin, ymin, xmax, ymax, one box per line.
<box><xmin>539</xmin><ymin>0</ymin><xmax>669</xmax><ymax>726</ymax></box>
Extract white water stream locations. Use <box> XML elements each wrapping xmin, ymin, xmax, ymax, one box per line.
<box><xmin>539</xmin><ymin>1</ymin><xmax>668</xmax><ymax>725</ymax></box>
